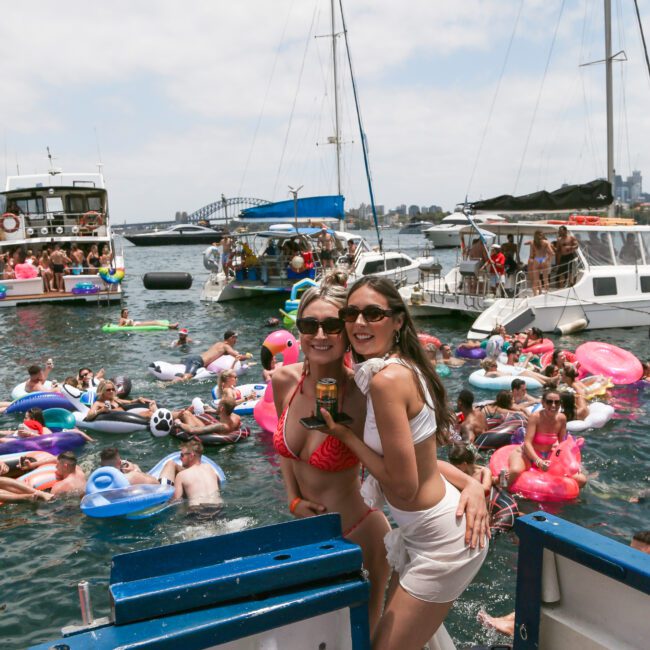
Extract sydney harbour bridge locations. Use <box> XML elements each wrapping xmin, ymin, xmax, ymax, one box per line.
<box><xmin>187</xmin><ymin>195</ymin><xmax>271</xmax><ymax>225</ymax></box>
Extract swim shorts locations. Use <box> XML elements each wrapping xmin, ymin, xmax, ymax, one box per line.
<box><xmin>320</xmin><ymin>250</ymin><xmax>332</xmax><ymax>261</ymax></box>
<box><xmin>182</xmin><ymin>355</ymin><xmax>204</xmax><ymax>376</ymax></box>
<box><xmin>52</xmin><ymin>263</ymin><xmax>65</xmax><ymax>273</ymax></box>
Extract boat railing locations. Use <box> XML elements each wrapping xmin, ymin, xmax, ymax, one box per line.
<box><xmin>10</xmin><ymin>212</ymin><xmax>108</xmax><ymax>239</ymax></box>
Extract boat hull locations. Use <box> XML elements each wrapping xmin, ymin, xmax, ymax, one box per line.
<box><xmin>124</xmin><ymin>233</ymin><xmax>223</xmax><ymax>246</ymax></box>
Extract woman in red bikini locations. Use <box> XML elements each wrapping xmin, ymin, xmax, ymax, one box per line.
<box><xmin>272</xmin><ymin>274</ymin><xmax>488</xmax><ymax>636</ymax></box>
<box><xmin>506</xmin><ymin>388</ymin><xmax>586</xmax><ymax>487</ymax></box>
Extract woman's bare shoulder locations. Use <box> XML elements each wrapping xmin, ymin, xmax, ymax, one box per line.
<box><xmin>271</xmin><ymin>363</ymin><xmax>303</xmax><ymax>392</ymax></box>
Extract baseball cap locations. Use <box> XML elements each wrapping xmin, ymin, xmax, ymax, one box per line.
<box><xmin>491</xmin><ymin>243</ymin><xmax>500</xmax><ymax>249</ymax></box>
<box><xmin>179</xmin><ymin>328</ymin><xmax>189</xmax><ymax>335</ymax></box>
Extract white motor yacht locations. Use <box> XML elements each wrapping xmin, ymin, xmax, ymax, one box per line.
<box><xmin>423</xmin><ymin>212</ymin><xmax>506</xmax><ymax>248</ymax></box>
<box><xmin>398</xmin><ymin>219</ymin><xmax>434</xmax><ymax>235</ymax></box>
<box><xmin>0</xmin><ymin>168</ymin><xmax>123</xmax><ymax>307</ymax></box>
<box><xmin>401</xmin><ymin>218</ymin><xmax>650</xmax><ymax>336</ymax></box>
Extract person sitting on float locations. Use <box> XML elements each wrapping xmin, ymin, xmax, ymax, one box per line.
<box><xmin>174</xmin><ymin>398</ymin><xmax>241</xmax><ymax>438</ymax></box>
<box><xmin>99</xmin><ymin>447</ymin><xmax>158</xmax><ymax>485</ymax></box>
<box><xmin>439</xmin><ymin>343</ymin><xmax>466</xmax><ymax>367</ymax></box>
<box><xmin>643</xmin><ymin>361</ymin><xmax>650</xmax><ymax>381</ymax></box>
<box><xmin>0</xmin><ymin>408</ymin><xmax>52</xmax><ymax>439</ymax></box>
<box><xmin>510</xmin><ymin>378</ymin><xmax>539</xmax><ymax>413</ymax></box>
<box><xmin>84</xmin><ymin>380</ymin><xmax>158</xmax><ymax>421</ymax></box>
<box><xmin>505</xmin><ymin>388</ymin><xmax>587</xmax><ymax>488</ymax></box>
<box><xmin>24</xmin><ymin>361</ymin><xmax>58</xmax><ymax>394</ymax></box>
<box><xmin>550</xmin><ymin>348</ymin><xmax>578</xmax><ymax>371</ymax></box>
<box><xmin>481</xmin><ymin>390</ymin><xmax>524</xmax><ymax>426</ymax></box>
<box><xmin>77</xmin><ymin>367</ymin><xmax>105</xmax><ymax>390</ymax></box>
<box><xmin>448</xmin><ymin>444</ymin><xmax>492</xmax><ymax>494</ymax></box>
<box><xmin>559</xmin><ymin>391</ymin><xmax>588</xmax><ymax>423</ymax></box>
<box><xmin>480</xmin><ymin>358</ymin><xmax>556</xmax><ymax>387</ymax></box>
<box><xmin>215</xmin><ymin>369</ymin><xmax>257</xmax><ymax>405</ymax></box>
<box><xmin>118</xmin><ymin>307</ymin><xmax>179</xmax><ymax>330</ymax></box>
<box><xmin>560</xmin><ymin>363</ymin><xmax>609</xmax><ymax>400</ymax></box>
<box><xmin>456</xmin><ymin>388</ymin><xmax>488</xmax><ymax>443</ymax></box>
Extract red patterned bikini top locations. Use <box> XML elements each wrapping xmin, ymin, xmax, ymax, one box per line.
<box><xmin>273</xmin><ymin>375</ymin><xmax>358</xmax><ymax>472</ymax></box>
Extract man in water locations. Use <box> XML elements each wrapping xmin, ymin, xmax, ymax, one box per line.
<box><xmin>174</xmin><ymin>398</ymin><xmax>241</xmax><ymax>437</ymax></box>
<box><xmin>456</xmin><ymin>389</ymin><xmax>488</xmax><ymax>443</ymax></box>
<box><xmin>25</xmin><ymin>362</ymin><xmax>57</xmax><ymax>393</ymax></box>
<box><xmin>50</xmin><ymin>451</ymin><xmax>87</xmax><ymax>497</ymax></box>
<box><xmin>99</xmin><ymin>447</ymin><xmax>158</xmax><ymax>485</ymax></box>
<box><xmin>555</xmin><ymin>225</ymin><xmax>579</xmax><ymax>287</ymax></box>
<box><xmin>173</xmin><ymin>330</ymin><xmax>249</xmax><ymax>383</ymax></box>
<box><xmin>159</xmin><ymin>439</ymin><xmax>222</xmax><ymax>507</ymax></box>
<box><xmin>510</xmin><ymin>378</ymin><xmax>539</xmax><ymax>413</ymax></box>
<box><xmin>171</xmin><ymin>328</ymin><xmax>194</xmax><ymax>349</ymax></box>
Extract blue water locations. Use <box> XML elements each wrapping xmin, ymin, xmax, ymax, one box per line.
<box><xmin>0</xmin><ymin>231</ymin><xmax>648</xmax><ymax>648</ymax></box>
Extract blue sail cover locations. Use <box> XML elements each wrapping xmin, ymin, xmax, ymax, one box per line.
<box><xmin>240</xmin><ymin>195</ymin><xmax>344</xmax><ymax>223</ymax></box>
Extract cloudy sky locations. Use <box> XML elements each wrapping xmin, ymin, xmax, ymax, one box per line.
<box><xmin>1</xmin><ymin>0</ymin><xmax>649</xmax><ymax>222</ymax></box>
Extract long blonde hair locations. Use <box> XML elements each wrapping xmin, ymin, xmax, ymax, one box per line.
<box><xmin>217</xmin><ymin>370</ymin><xmax>237</xmax><ymax>397</ymax></box>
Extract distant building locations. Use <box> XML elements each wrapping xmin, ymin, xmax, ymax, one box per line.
<box><xmin>615</xmin><ymin>170</ymin><xmax>643</xmax><ymax>203</ymax></box>
<box><xmin>395</xmin><ymin>204</ymin><xmax>407</xmax><ymax>216</ymax></box>
<box><xmin>408</xmin><ymin>204</ymin><xmax>420</xmax><ymax>217</ymax></box>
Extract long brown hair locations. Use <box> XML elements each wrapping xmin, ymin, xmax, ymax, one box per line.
<box><xmin>346</xmin><ymin>276</ymin><xmax>452</xmax><ymax>444</ymax></box>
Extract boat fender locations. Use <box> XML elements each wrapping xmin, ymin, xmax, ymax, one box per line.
<box><xmin>143</xmin><ymin>272</ymin><xmax>193</xmax><ymax>290</ymax></box>
<box><xmin>554</xmin><ymin>318</ymin><xmax>588</xmax><ymax>336</ymax></box>
<box><xmin>150</xmin><ymin>409</ymin><xmax>174</xmax><ymax>438</ymax></box>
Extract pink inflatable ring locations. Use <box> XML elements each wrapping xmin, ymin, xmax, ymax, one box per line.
<box><xmin>575</xmin><ymin>342</ymin><xmax>642</xmax><ymax>385</ymax></box>
<box><xmin>523</xmin><ymin>338</ymin><xmax>554</xmax><ymax>355</ymax></box>
<box><xmin>489</xmin><ymin>435</ymin><xmax>584</xmax><ymax>502</ymax></box>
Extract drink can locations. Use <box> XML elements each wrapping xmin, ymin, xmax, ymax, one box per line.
<box><xmin>498</xmin><ymin>469</ymin><xmax>508</xmax><ymax>488</ymax></box>
<box><xmin>316</xmin><ymin>378</ymin><xmax>337</xmax><ymax>421</ymax></box>
<box><xmin>104</xmin><ymin>401</ymin><xmax>112</xmax><ymax>410</ymax></box>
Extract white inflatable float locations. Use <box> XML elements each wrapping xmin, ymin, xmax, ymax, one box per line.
<box><xmin>469</xmin><ymin>364</ymin><xmax>544</xmax><ymax>391</ymax></box>
<box><xmin>148</xmin><ymin>355</ymin><xmax>250</xmax><ymax>382</ymax></box>
<box><xmin>566</xmin><ymin>401</ymin><xmax>615</xmax><ymax>432</ymax></box>
<box><xmin>211</xmin><ymin>383</ymin><xmax>267</xmax><ymax>416</ymax></box>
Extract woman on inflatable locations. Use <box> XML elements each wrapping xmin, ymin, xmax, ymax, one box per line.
<box><xmin>506</xmin><ymin>389</ymin><xmax>586</xmax><ymax>488</ymax></box>
<box><xmin>84</xmin><ymin>380</ymin><xmax>159</xmax><ymax>421</ymax></box>
<box><xmin>215</xmin><ymin>370</ymin><xmax>256</xmax><ymax>405</ymax></box>
<box><xmin>481</xmin><ymin>359</ymin><xmax>556</xmax><ymax>387</ymax></box>
<box><xmin>0</xmin><ymin>408</ymin><xmax>52</xmax><ymax>439</ymax></box>
<box><xmin>560</xmin><ymin>391</ymin><xmax>588</xmax><ymax>423</ymax></box>
<box><xmin>118</xmin><ymin>308</ymin><xmax>179</xmax><ymax>330</ymax></box>
<box><xmin>272</xmin><ymin>274</ymin><xmax>488</xmax><ymax>640</ymax></box>
<box><xmin>482</xmin><ymin>391</ymin><xmax>526</xmax><ymax>426</ymax></box>
<box><xmin>0</xmin><ymin>476</ymin><xmax>53</xmax><ymax>503</ymax></box>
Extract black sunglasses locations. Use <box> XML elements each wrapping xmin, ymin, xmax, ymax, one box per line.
<box><xmin>339</xmin><ymin>304</ymin><xmax>395</xmax><ymax>323</ymax></box>
<box><xmin>296</xmin><ymin>317</ymin><xmax>345</xmax><ymax>335</ymax></box>
<box><xmin>545</xmin><ymin>399</ymin><xmax>560</xmax><ymax>406</ymax></box>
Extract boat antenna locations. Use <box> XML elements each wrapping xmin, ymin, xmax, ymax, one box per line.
<box><xmin>337</xmin><ymin>0</ymin><xmax>382</xmax><ymax>252</ymax></box>
<box><xmin>288</xmin><ymin>185</ymin><xmax>303</xmax><ymax>232</ymax></box>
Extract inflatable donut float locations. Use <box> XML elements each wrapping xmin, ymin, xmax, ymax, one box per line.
<box><xmin>522</xmin><ymin>339</ymin><xmax>554</xmax><ymax>355</ymax></box>
<box><xmin>490</xmin><ymin>435</ymin><xmax>584</xmax><ymax>502</ymax></box>
<box><xmin>575</xmin><ymin>342</ymin><xmax>642</xmax><ymax>385</ymax></box>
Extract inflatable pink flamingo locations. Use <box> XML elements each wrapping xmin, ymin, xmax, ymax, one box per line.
<box><xmin>254</xmin><ymin>330</ymin><xmax>300</xmax><ymax>433</ymax></box>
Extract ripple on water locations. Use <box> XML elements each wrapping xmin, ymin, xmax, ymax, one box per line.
<box><xmin>0</xmin><ymin>235</ymin><xmax>649</xmax><ymax>647</ymax></box>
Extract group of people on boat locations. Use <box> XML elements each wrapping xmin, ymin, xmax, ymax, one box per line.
<box><xmin>0</xmin><ymin>243</ymin><xmax>113</xmax><ymax>291</ymax></box>
<box><xmin>463</xmin><ymin>225</ymin><xmax>580</xmax><ymax>296</ymax></box>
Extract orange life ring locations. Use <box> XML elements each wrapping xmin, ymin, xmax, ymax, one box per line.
<box><xmin>0</xmin><ymin>212</ymin><xmax>21</xmax><ymax>233</ymax></box>
<box><xmin>585</xmin><ymin>216</ymin><xmax>600</xmax><ymax>225</ymax></box>
<box><xmin>80</xmin><ymin>211</ymin><xmax>103</xmax><ymax>230</ymax></box>
<box><xmin>569</xmin><ymin>215</ymin><xmax>586</xmax><ymax>225</ymax></box>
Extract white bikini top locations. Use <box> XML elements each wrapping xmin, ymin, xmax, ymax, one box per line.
<box><xmin>354</xmin><ymin>357</ymin><xmax>437</xmax><ymax>456</ymax></box>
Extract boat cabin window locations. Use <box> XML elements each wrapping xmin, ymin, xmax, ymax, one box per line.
<box><xmin>640</xmin><ymin>277</ymin><xmax>650</xmax><ymax>293</ymax></box>
<box><xmin>592</xmin><ymin>277</ymin><xmax>617</xmax><ymax>296</ymax></box>
<box><xmin>574</xmin><ymin>231</ymin><xmax>614</xmax><ymax>266</ymax></box>
<box><xmin>46</xmin><ymin>196</ymin><xmax>64</xmax><ymax>214</ymax></box>
<box><xmin>13</xmin><ymin>197</ymin><xmax>44</xmax><ymax>216</ymax></box>
<box><xmin>361</xmin><ymin>259</ymin><xmax>387</xmax><ymax>275</ymax></box>
<box><xmin>612</xmin><ymin>231</ymin><xmax>642</xmax><ymax>265</ymax></box>
<box><xmin>640</xmin><ymin>232</ymin><xmax>650</xmax><ymax>263</ymax></box>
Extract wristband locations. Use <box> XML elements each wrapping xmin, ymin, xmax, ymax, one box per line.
<box><xmin>289</xmin><ymin>497</ymin><xmax>302</xmax><ymax>514</ymax></box>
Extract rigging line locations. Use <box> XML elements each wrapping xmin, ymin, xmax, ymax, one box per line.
<box><xmin>238</xmin><ymin>0</ymin><xmax>297</xmax><ymax>198</ymax></box>
<box><xmin>465</xmin><ymin>0</ymin><xmax>523</xmax><ymax>198</ymax></box>
<box><xmin>615</xmin><ymin>0</ymin><xmax>632</xmax><ymax>176</ymax></box>
<box><xmin>337</xmin><ymin>0</ymin><xmax>382</xmax><ymax>250</ymax></box>
<box><xmin>513</xmin><ymin>0</ymin><xmax>567</xmax><ymax>194</ymax></box>
<box><xmin>633</xmin><ymin>0</ymin><xmax>650</xmax><ymax>82</ymax></box>
<box><xmin>272</xmin><ymin>2</ymin><xmax>319</xmax><ymax>200</ymax></box>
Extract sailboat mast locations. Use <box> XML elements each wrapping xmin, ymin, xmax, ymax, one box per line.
<box><xmin>604</xmin><ymin>0</ymin><xmax>615</xmax><ymax>217</ymax></box>
<box><xmin>331</xmin><ymin>0</ymin><xmax>342</xmax><ymax>196</ymax></box>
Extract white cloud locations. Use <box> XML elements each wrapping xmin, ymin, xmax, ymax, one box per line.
<box><xmin>0</xmin><ymin>0</ymin><xmax>648</xmax><ymax>220</ymax></box>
